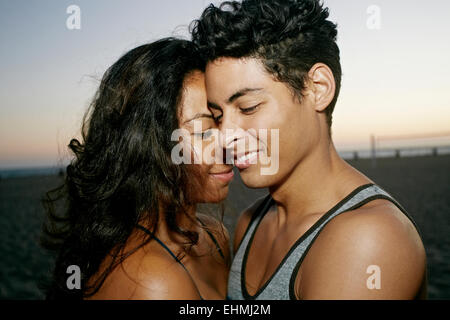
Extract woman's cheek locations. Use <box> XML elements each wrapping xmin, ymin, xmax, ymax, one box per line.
<box><xmin>201</xmin><ymin>140</ymin><xmax>219</xmax><ymax>165</ymax></box>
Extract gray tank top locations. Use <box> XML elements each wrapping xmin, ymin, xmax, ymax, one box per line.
<box><xmin>227</xmin><ymin>183</ymin><xmax>420</xmax><ymax>300</ymax></box>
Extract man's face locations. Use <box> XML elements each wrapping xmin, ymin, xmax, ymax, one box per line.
<box><xmin>205</xmin><ymin>57</ymin><xmax>321</xmax><ymax>189</ymax></box>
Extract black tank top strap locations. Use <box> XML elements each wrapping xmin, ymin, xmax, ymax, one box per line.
<box><xmin>233</xmin><ymin>194</ymin><xmax>273</xmax><ymax>253</ymax></box>
<box><xmin>136</xmin><ymin>224</ymin><xmax>204</xmax><ymax>300</ymax></box>
<box><xmin>196</xmin><ymin>217</ymin><xmax>225</xmax><ymax>260</ymax></box>
<box><xmin>136</xmin><ymin>224</ymin><xmax>186</xmax><ymax>267</ymax></box>
<box><xmin>253</xmin><ymin>194</ymin><xmax>274</xmax><ymax>220</ymax></box>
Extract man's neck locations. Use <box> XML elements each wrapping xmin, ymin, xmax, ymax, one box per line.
<box><xmin>269</xmin><ymin>141</ymin><xmax>371</xmax><ymax>226</ymax></box>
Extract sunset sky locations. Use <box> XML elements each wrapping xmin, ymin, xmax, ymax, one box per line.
<box><xmin>1</xmin><ymin>0</ymin><xmax>449</xmax><ymax>168</ymax></box>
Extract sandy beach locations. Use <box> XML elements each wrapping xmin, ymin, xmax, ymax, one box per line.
<box><xmin>0</xmin><ymin>155</ymin><xmax>449</xmax><ymax>299</ymax></box>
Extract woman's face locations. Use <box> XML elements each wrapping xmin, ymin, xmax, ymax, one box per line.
<box><xmin>178</xmin><ymin>71</ymin><xmax>234</xmax><ymax>203</ymax></box>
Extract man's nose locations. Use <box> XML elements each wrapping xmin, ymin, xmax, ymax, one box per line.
<box><xmin>218</xmin><ymin>114</ymin><xmax>252</xmax><ymax>167</ymax></box>
<box><xmin>218</xmin><ymin>112</ymin><xmax>244</xmax><ymax>150</ymax></box>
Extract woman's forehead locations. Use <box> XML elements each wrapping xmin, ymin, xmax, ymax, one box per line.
<box><xmin>179</xmin><ymin>71</ymin><xmax>210</xmax><ymax>124</ymax></box>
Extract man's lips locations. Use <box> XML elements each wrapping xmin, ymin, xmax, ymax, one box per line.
<box><xmin>233</xmin><ymin>150</ymin><xmax>261</xmax><ymax>170</ymax></box>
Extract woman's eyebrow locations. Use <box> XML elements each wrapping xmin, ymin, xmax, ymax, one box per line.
<box><xmin>183</xmin><ymin>113</ymin><xmax>214</xmax><ymax>124</ymax></box>
<box><xmin>208</xmin><ymin>102</ymin><xmax>222</xmax><ymax>111</ymax></box>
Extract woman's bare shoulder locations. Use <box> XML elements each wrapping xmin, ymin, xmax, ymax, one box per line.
<box><xmin>89</xmin><ymin>239</ymin><xmax>201</xmax><ymax>300</ymax></box>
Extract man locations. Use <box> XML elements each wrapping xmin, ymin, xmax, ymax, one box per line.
<box><xmin>191</xmin><ymin>0</ymin><xmax>427</xmax><ymax>299</ymax></box>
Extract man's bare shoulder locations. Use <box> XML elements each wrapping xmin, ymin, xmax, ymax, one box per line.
<box><xmin>327</xmin><ymin>199</ymin><xmax>424</xmax><ymax>249</ymax></box>
<box><xmin>233</xmin><ymin>195</ymin><xmax>270</xmax><ymax>253</ymax></box>
<box><xmin>299</xmin><ymin>199</ymin><xmax>426</xmax><ymax>299</ymax></box>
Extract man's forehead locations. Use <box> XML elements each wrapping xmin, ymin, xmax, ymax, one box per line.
<box><xmin>206</xmin><ymin>56</ymin><xmax>259</xmax><ymax>71</ymax></box>
<box><xmin>205</xmin><ymin>57</ymin><xmax>268</xmax><ymax>101</ymax></box>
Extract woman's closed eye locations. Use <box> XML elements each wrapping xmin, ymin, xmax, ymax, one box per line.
<box><xmin>193</xmin><ymin>129</ymin><xmax>214</xmax><ymax>140</ymax></box>
<box><xmin>213</xmin><ymin>114</ymin><xmax>223</xmax><ymax>122</ymax></box>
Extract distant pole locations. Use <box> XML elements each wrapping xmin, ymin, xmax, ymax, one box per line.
<box><xmin>432</xmin><ymin>147</ymin><xmax>438</xmax><ymax>157</ymax></box>
<box><xmin>371</xmin><ymin>134</ymin><xmax>377</xmax><ymax>168</ymax></box>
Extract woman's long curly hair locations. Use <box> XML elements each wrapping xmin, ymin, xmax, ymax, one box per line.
<box><xmin>41</xmin><ymin>38</ymin><xmax>206</xmax><ymax>299</ymax></box>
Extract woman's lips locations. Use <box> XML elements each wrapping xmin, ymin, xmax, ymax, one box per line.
<box><xmin>210</xmin><ymin>170</ymin><xmax>235</xmax><ymax>183</ymax></box>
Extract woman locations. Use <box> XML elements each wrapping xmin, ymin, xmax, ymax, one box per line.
<box><xmin>41</xmin><ymin>38</ymin><xmax>234</xmax><ymax>299</ymax></box>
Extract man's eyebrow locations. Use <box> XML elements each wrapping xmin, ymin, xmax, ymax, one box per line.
<box><xmin>227</xmin><ymin>88</ymin><xmax>264</xmax><ymax>103</ymax></box>
<box><xmin>183</xmin><ymin>113</ymin><xmax>214</xmax><ymax>124</ymax></box>
<box><xmin>206</xmin><ymin>88</ymin><xmax>264</xmax><ymax>111</ymax></box>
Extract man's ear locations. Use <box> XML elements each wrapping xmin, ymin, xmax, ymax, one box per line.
<box><xmin>308</xmin><ymin>63</ymin><xmax>336</xmax><ymax>112</ymax></box>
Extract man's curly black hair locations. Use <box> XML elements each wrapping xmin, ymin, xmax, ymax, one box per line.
<box><xmin>190</xmin><ymin>0</ymin><xmax>342</xmax><ymax>130</ymax></box>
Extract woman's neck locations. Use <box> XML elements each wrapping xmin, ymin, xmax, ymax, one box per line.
<box><xmin>151</xmin><ymin>203</ymin><xmax>199</xmax><ymax>245</ymax></box>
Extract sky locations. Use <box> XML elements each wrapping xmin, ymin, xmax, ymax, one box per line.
<box><xmin>1</xmin><ymin>0</ymin><xmax>449</xmax><ymax>168</ymax></box>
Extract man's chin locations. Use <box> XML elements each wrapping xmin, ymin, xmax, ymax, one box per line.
<box><xmin>238</xmin><ymin>166</ymin><xmax>274</xmax><ymax>189</ymax></box>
